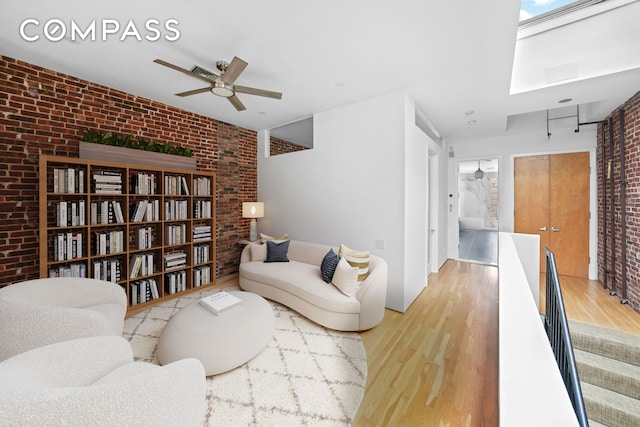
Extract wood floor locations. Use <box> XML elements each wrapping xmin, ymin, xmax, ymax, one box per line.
<box><xmin>352</xmin><ymin>260</ymin><xmax>640</xmax><ymax>427</ymax></box>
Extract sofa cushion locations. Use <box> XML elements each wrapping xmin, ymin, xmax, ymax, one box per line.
<box><xmin>339</xmin><ymin>244</ymin><xmax>370</xmax><ymax>283</ymax></box>
<box><xmin>265</xmin><ymin>240</ymin><xmax>290</xmax><ymax>263</ymax></box>
<box><xmin>239</xmin><ymin>261</ymin><xmax>360</xmax><ymax>314</ymax></box>
<box><xmin>249</xmin><ymin>242</ymin><xmax>267</xmax><ymax>262</ymax></box>
<box><xmin>331</xmin><ymin>257</ymin><xmax>359</xmax><ymax>296</ymax></box>
<box><xmin>320</xmin><ymin>249</ymin><xmax>340</xmax><ymax>283</ymax></box>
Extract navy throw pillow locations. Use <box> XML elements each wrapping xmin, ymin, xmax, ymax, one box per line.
<box><xmin>265</xmin><ymin>240</ymin><xmax>290</xmax><ymax>263</ymax></box>
<box><xmin>320</xmin><ymin>249</ymin><xmax>340</xmax><ymax>283</ymax></box>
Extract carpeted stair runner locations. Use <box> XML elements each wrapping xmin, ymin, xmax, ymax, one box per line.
<box><xmin>569</xmin><ymin>321</ymin><xmax>640</xmax><ymax>427</ymax></box>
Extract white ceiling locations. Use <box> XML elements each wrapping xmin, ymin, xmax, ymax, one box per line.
<box><xmin>1</xmin><ymin>0</ymin><xmax>639</xmax><ymax>144</ymax></box>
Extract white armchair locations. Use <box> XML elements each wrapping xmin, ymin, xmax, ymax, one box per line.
<box><xmin>0</xmin><ymin>277</ymin><xmax>127</xmax><ymax>361</ymax></box>
<box><xmin>0</xmin><ymin>335</ymin><xmax>206</xmax><ymax>427</ymax></box>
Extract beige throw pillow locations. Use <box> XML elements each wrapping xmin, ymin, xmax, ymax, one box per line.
<box><xmin>331</xmin><ymin>257</ymin><xmax>359</xmax><ymax>296</ymax></box>
<box><xmin>339</xmin><ymin>244</ymin><xmax>370</xmax><ymax>283</ymax></box>
<box><xmin>260</xmin><ymin>233</ymin><xmax>289</xmax><ymax>241</ymax></box>
<box><xmin>249</xmin><ymin>241</ymin><xmax>267</xmax><ymax>262</ymax></box>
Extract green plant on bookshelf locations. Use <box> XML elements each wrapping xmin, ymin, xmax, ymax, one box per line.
<box><xmin>81</xmin><ymin>130</ymin><xmax>193</xmax><ymax>157</ymax></box>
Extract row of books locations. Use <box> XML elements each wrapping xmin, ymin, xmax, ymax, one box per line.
<box><xmin>164</xmin><ymin>251</ymin><xmax>186</xmax><ymax>270</ymax></box>
<box><xmin>193</xmin><ymin>200</ymin><xmax>212</xmax><ymax>219</ymax></box>
<box><xmin>193</xmin><ymin>225</ymin><xmax>212</xmax><ymax>242</ymax></box>
<box><xmin>193</xmin><ymin>177</ymin><xmax>211</xmax><ymax>196</ymax></box>
<box><xmin>131</xmin><ymin>172</ymin><xmax>157</xmax><ymax>195</ymax></box>
<box><xmin>165</xmin><ymin>200</ymin><xmax>188</xmax><ymax>220</ymax></box>
<box><xmin>130</xmin><ymin>278</ymin><xmax>159</xmax><ymax>305</ymax></box>
<box><xmin>136</xmin><ymin>226</ymin><xmax>155</xmax><ymax>250</ymax></box>
<box><xmin>193</xmin><ymin>244</ymin><xmax>210</xmax><ymax>265</ymax></box>
<box><xmin>165</xmin><ymin>224</ymin><xmax>187</xmax><ymax>245</ymax></box>
<box><xmin>56</xmin><ymin>200</ymin><xmax>86</xmax><ymax>227</ymax></box>
<box><xmin>53</xmin><ymin>232</ymin><xmax>83</xmax><ymax>261</ymax></box>
<box><xmin>130</xmin><ymin>199</ymin><xmax>161</xmax><ymax>222</ymax></box>
<box><xmin>52</xmin><ymin>168</ymin><xmax>84</xmax><ymax>194</ymax></box>
<box><xmin>130</xmin><ymin>253</ymin><xmax>155</xmax><ymax>278</ymax></box>
<box><xmin>93</xmin><ymin>258</ymin><xmax>122</xmax><ymax>282</ymax></box>
<box><xmin>93</xmin><ymin>170</ymin><xmax>123</xmax><ymax>194</ymax></box>
<box><xmin>166</xmin><ymin>270</ymin><xmax>187</xmax><ymax>295</ymax></box>
<box><xmin>94</xmin><ymin>230</ymin><xmax>124</xmax><ymax>255</ymax></box>
<box><xmin>48</xmin><ymin>262</ymin><xmax>87</xmax><ymax>278</ymax></box>
<box><xmin>52</xmin><ymin>168</ymin><xmax>212</xmax><ymax>196</ymax></box>
<box><xmin>165</xmin><ymin>175</ymin><xmax>190</xmax><ymax>195</ymax></box>
<box><xmin>91</xmin><ymin>200</ymin><xmax>125</xmax><ymax>225</ymax></box>
<box><xmin>193</xmin><ymin>265</ymin><xmax>211</xmax><ymax>288</ymax></box>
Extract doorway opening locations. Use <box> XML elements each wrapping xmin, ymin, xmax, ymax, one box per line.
<box><xmin>458</xmin><ymin>159</ymin><xmax>499</xmax><ymax>265</ymax></box>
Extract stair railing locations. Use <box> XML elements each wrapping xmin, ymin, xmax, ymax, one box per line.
<box><xmin>544</xmin><ymin>247</ymin><xmax>589</xmax><ymax>427</ymax></box>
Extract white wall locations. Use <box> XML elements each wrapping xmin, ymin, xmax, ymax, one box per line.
<box><xmin>257</xmin><ymin>91</ymin><xmax>448</xmax><ymax>312</ymax></box>
<box><xmin>448</xmin><ymin>127</ymin><xmax>598</xmax><ymax>278</ymax></box>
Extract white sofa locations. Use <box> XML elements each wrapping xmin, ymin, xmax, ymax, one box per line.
<box><xmin>239</xmin><ymin>240</ymin><xmax>387</xmax><ymax>331</ymax></box>
<box><xmin>0</xmin><ymin>277</ymin><xmax>127</xmax><ymax>361</ymax></box>
<box><xmin>0</xmin><ymin>335</ymin><xmax>206</xmax><ymax>427</ymax></box>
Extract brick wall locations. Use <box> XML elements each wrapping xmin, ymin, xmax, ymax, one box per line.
<box><xmin>0</xmin><ymin>55</ymin><xmax>256</xmax><ymax>285</ymax></box>
<box><xmin>597</xmin><ymin>90</ymin><xmax>640</xmax><ymax>313</ymax></box>
<box><xmin>269</xmin><ymin>136</ymin><xmax>310</xmax><ymax>156</ymax></box>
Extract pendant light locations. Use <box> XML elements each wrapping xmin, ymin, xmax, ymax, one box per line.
<box><xmin>474</xmin><ymin>161</ymin><xmax>484</xmax><ymax>180</ymax></box>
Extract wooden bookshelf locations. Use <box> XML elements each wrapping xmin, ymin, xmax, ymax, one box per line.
<box><xmin>39</xmin><ymin>155</ymin><xmax>216</xmax><ymax>316</ymax></box>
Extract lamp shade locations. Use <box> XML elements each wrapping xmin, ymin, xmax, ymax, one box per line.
<box><xmin>242</xmin><ymin>202</ymin><xmax>264</xmax><ymax>219</ymax></box>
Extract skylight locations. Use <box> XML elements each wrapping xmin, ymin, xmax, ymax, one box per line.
<box><xmin>520</xmin><ymin>0</ymin><xmax>606</xmax><ymax>25</ymax></box>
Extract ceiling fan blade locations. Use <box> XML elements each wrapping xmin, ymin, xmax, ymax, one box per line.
<box><xmin>228</xmin><ymin>95</ymin><xmax>246</xmax><ymax>111</ymax></box>
<box><xmin>154</xmin><ymin>59</ymin><xmax>216</xmax><ymax>84</ymax></box>
<box><xmin>234</xmin><ymin>85</ymin><xmax>282</xmax><ymax>100</ymax></box>
<box><xmin>175</xmin><ymin>87</ymin><xmax>212</xmax><ymax>97</ymax></box>
<box><xmin>221</xmin><ymin>57</ymin><xmax>248</xmax><ymax>85</ymax></box>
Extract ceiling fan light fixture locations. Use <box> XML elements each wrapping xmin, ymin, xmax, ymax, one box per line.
<box><xmin>211</xmin><ymin>81</ymin><xmax>234</xmax><ymax>97</ymax></box>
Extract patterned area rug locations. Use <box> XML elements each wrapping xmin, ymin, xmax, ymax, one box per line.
<box><xmin>123</xmin><ymin>287</ymin><xmax>367</xmax><ymax>426</ymax></box>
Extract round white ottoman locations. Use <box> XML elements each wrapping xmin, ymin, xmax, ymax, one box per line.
<box><xmin>157</xmin><ymin>291</ymin><xmax>274</xmax><ymax>376</ymax></box>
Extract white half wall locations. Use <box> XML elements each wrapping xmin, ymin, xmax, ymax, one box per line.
<box><xmin>257</xmin><ymin>91</ymin><xmax>448</xmax><ymax>312</ymax></box>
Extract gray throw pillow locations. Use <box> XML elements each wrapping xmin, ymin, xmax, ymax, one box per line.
<box><xmin>264</xmin><ymin>240</ymin><xmax>290</xmax><ymax>263</ymax></box>
<box><xmin>320</xmin><ymin>249</ymin><xmax>340</xmax><ymax>283</ymax></box>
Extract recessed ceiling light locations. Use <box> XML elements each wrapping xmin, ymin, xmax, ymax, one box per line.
<box><xmin>258</xmin><ymin>111</ymin><xmax>266</xmax><ymax>115</ymax></box>
<box><xmin>467</xmin><ymin>120</ymin><xmax>477</xmax><ymax>126</ymax></box>
<box><xmin>465</xmin><ymin>110</ymin><xmax>475</xmax><ymax>115</ymax></box>
<box><xmin>335</xmin><ymin>81</ymin><xmax>345</xmax><ymax>87</ymax></box>
<box><xmin>558</xmin><ymin>98</ymin><xmax>572</xmax><ymax>103</ymax></box>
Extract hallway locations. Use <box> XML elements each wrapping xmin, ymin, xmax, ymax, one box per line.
<box><xmin>459</xmin><ymin>229</ymin><xmax>498</xmax><ymax>265</ymax></box>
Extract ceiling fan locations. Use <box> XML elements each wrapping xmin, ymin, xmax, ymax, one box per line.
<box><xmin>153</xmin><ymin>56</ymin><xmax>282</xmax><ymax>111</ymax></box>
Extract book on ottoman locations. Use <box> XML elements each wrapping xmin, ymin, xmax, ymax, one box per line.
<box><xmin>199</xmin><ymin>291</ymin><xmax>242</xmax><ymax>315</ymax></box>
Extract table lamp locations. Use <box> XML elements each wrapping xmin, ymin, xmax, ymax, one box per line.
<box><xmin>242</xmin><ymin>202</ymin><xmax>264</xmax><ymax>241</ymax></box>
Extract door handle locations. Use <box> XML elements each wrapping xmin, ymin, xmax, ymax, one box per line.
<box><xmin>539</xmin><ymin>226</ymin><xmax>547</xmax><ymax>231</ymax></box>
<box><xmin>551</xmin><ymin>227</ymin><xmax>560</xmax><ymax>232</ymax></box>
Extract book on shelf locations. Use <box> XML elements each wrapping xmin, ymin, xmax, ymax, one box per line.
<box><xmin>129</xmin><ymin>252</ymin><xmax>155</xmax><ymax>278</ymax></box>
<box><xmin>165</xmin><ymin>270</ymin><xmax>187</xmax><ymax>295</ymax></box>
<box><xmin>193</xmin><ymin>176</ymin><xmax>211</xmax><ymax>196</ymax></box>
<box><xmin>93</xmin><ymin>258</ymin><xmax>122</xmax><ymax>282</ymax></box>
<box><xmin>48</xmin><ymin>262</ymin><xmax>86</xmax><ymax>278</ymax></box>
<box><xmin>199</xmin><ymin>291</ymin><xmax>242</xmax><ymax>316</ymax></box>
<box><xmin>54</xmin><ymin>232</ymin><xmax>83</xmax><ymax>261</ymax></box>
<box><xmin>130</xmin><ymin>278</ymin><xmax>159</xmax><ymax>306</ymax></box>
<box><xmin>53</xmin><ymin>168</ymin><xmax>84</xmax><ymax>194</ymax></box>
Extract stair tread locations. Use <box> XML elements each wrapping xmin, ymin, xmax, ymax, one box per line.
<box><xmin>581</xmin><ymin>382</ymin><xmax>640</xmax><ymax>420</ymax></box>
<box><xmin>570</xmin><ymin>321</ymin><xmax>640</xmax><ymax>367</ymax></box>
<box><xmin>574</xmin><ymin>348</ymin><xmax>640</xmax><ymax>400</ymax></box>
<box><xmin>588</xmin><ymin>420</ymin><xmax>608</xmax><ymax>427</ymax></box>
<box><xmin>575</xmin><ymin>348</ymin><xmax>640</xmax><ymax>379</ymax></box>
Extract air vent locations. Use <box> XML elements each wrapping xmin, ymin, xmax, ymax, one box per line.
<box><xmin>189</xmin><ymin>65</ymin><xmax>216</xmax><ymax>81</ymax></box>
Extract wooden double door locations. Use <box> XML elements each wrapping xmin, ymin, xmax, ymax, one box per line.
<box><xmin>514</xmin><ymin>152</ymin><xmax>590</xmax><ymax>278</ymax></box>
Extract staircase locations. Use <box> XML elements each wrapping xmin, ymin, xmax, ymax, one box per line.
<box><xmin>569</xmin><ymin>321</ymin><xmax>640</xmax><ymax>427</ymax></box>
